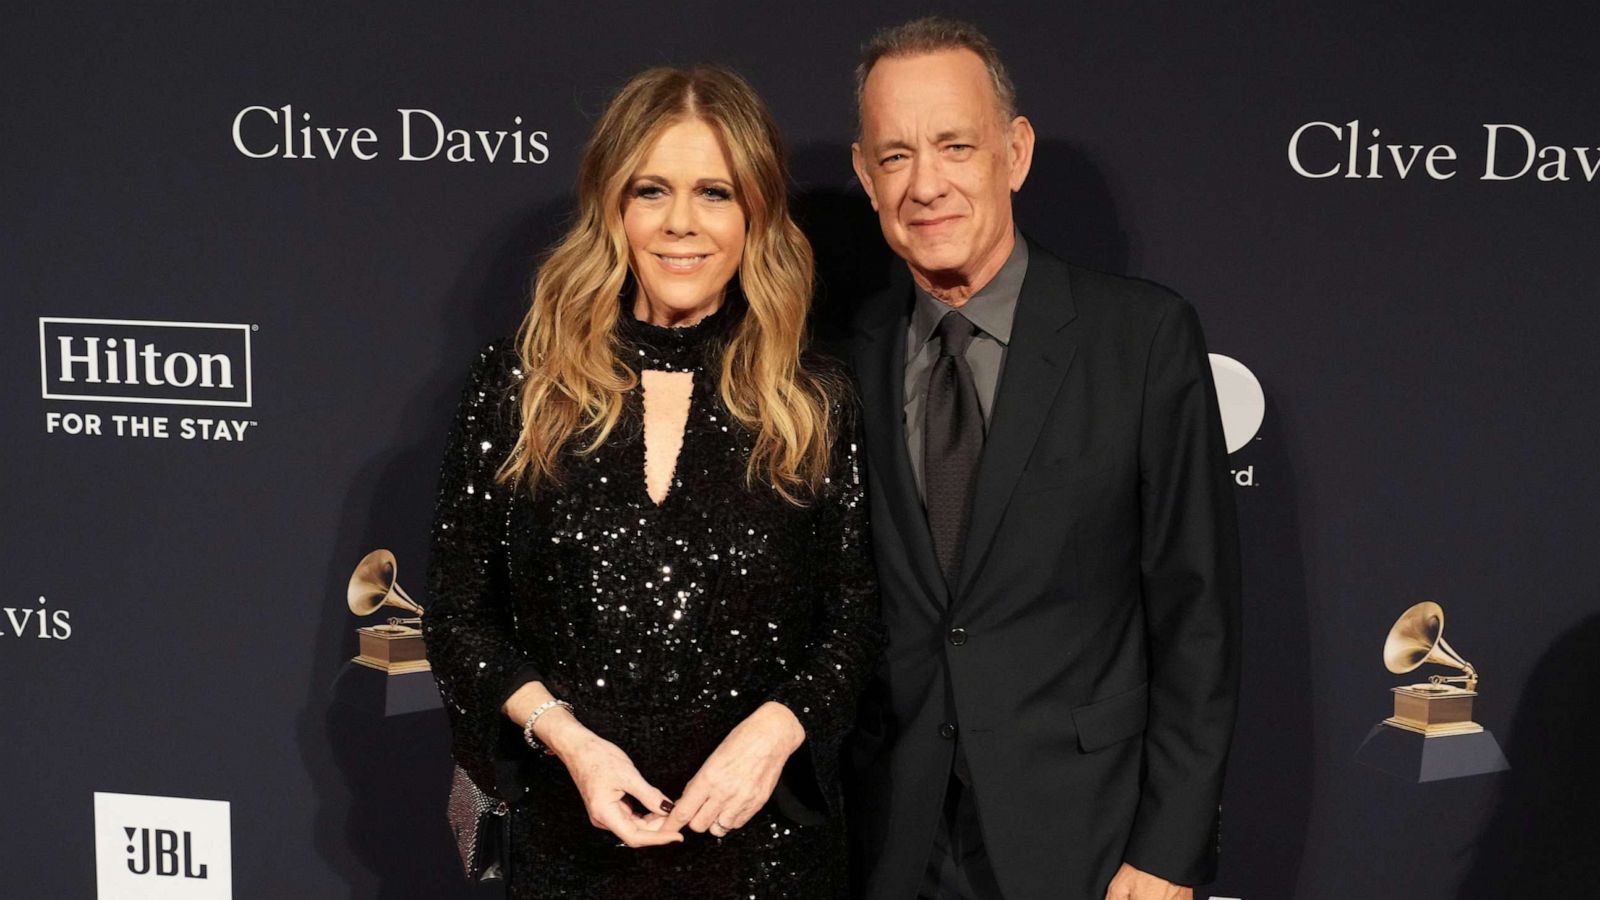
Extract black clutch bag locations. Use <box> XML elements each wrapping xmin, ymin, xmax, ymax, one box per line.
<box><xmin>447</xmin><ymin>765</ymin><xmax>510</xmax><ymax>882</ymax></box>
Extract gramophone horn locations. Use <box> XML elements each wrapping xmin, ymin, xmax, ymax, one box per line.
<box><xmin>1382</xmin><ymin>600</ymin><xmax>1474</xmax><ymax>681</ymax></box>
<box><xmin>347</xmin><ymin>549</ymin><xmax>424</xmax><ymax>618</ymax></box>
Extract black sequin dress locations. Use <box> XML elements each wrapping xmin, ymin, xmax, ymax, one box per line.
<box><xmin>423</xmin><ymin>302</ymin><xmax>882</xmax><ymax>899</ymax></box>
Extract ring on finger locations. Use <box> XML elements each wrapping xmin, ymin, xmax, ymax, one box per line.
<box><xmin>710</xmin><ymin>820</ymin><xmax>733</xmax><ymax>837</ymax></box>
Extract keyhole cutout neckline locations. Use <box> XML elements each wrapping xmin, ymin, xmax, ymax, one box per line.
<box><xmin>641</xmin><ymin>369</ymin><xmax>694</xmax><ymax>507</ymax></box>
<box><xmin>616</xmin><ymin>298</ymin><xmax>735</xmax><ymax>509</ymax></box>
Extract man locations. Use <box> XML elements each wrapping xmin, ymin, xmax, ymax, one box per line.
<box><xmin>838</xmin><ymin>17</ymin><xmax>1241</xmax><ymax>900</ymax></box>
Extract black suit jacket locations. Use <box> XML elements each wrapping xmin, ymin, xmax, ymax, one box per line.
<box><xmin>839</xmin><ymin>238</ymin><xmax>1242</xmax><ymax>900</ymax></box>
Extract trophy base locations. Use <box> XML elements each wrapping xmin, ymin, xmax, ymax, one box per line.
<box><xmin>331</xmin><ymin>660</ymin><xmax>442</xmax><ymax>717</ymax></box>
<box><xmin>1356</xmin><ymin>723</ymin><xmax>1510</xmax><ymax>782</ymax></box>
<box><xmin>353</xmin><ymin>625</ymin><xmax>430</xmax><ymax>675</ymax></box>
<box><xmin>1381</xmin><ymin>716</ymin><xmax>1482</xmax><ymax>737</ymax></box>
<box><xmin>352</xmin><ymin>655</ymin><xmax>432</xmax><ymax>675</ymax></box>
<box><xmin>1386</xmin><ymin>684</ymin><xmax>1478</xmax><ymax>735</ymax></box>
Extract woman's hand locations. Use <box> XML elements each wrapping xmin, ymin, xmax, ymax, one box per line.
<box><xmin>663</xmin><ymin>701</ymin><xmax>806</xmax><ymax>837</ymax></box>
<box><xmin>504</xmin><ymin>684</ymin><xmax>681</xmax><ymax>848</ymax></box>
<box><xmin>547</xmin><ymin>716</ymin><xmax>684</xmax><ymax>848</ymax></box>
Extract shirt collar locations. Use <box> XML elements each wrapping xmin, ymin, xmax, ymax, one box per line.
<box><xmin>909</xmin><ymin>230</ymin><xmax>1029</xmax><ymax>350</ymax></box>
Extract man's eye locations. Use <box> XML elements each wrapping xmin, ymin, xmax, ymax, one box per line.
<box><xmin>880</xmin><ymin>153</ymin><xmax>907</xmax><ymax>166</ymax></box>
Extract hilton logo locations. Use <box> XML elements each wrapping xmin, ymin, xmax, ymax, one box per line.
<box><xmin>39</xmin><ymin>317</ymin><xmax>253</xmax><ymax>407</ymax></box>
<box><xmin>94</xmin><ymin>792</ymin><xmax>232</xmax><ymax>899</ymax></box>
<box><xmin>40</xmin><ymin>318</ymin><xmax>258</xmax><ymax>443</ymax></box>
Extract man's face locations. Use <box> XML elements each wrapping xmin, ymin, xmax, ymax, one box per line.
<box><xmin>853</xmin><ymin>49</ymin><xmax>1034</xmax><ymax>289</ymax></box>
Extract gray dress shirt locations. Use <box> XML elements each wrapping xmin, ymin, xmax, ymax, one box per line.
<box><xmin>904</xmin><ymin>234</ymin><xmax>1029</xmax><ymax>501</ymax></box>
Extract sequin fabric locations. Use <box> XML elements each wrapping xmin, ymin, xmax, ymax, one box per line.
<box><xmin>424</xmin><ymin>303</ymin><xmax>882</xmax><ymax>899</ymax></box>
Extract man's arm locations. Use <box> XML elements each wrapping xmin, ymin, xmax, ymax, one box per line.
<box><xmin>1123</xmin><ymin>298</ymin><xmax>1243</xmax><ymax>886</ymax></box>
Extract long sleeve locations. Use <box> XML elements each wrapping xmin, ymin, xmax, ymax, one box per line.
<box><xmin>1123</xmin><ymin>299</ymin><xmax>1243</xmax><ymax>885</ymax></box>
<box><xmin>422</xmin><ymin>342</ymin><xmax>531</xmax><ymax>798</ymax></box>
<box><xmin>766</xmin><ymin>389</ymin><xmax>885</xmax><ymax>811</ymax></box>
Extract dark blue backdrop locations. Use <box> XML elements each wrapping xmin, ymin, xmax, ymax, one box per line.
<box><xmin>4</xmin><ymin>3</ymin><xmax>1596</xmax><ymax>898</ymax></box>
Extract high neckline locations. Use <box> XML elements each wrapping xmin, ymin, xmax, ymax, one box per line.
<box><xmin>617</xmin><ymin>297</ymin><xmax>735</xmax><ymax>372</ymax></box>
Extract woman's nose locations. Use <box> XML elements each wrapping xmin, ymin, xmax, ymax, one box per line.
<box><xmin>664</xmin><ymin>194</ymin><xmax>697</xmax><ymax>236</ymax></box>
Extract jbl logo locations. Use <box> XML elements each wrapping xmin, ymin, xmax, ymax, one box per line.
<box><xmin>95</xmin><ymin>792</ymin><xmax>231</xmax><ymax>898</ymax></box>
<box><xmin>124</xmin><ymin>826</ymin><xmax>208</xmax><ymax>878</ymax></box>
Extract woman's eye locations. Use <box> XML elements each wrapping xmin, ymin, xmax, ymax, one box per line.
<box><xmin>701</xmin><ymin>186</ymin><xmax>733</xmax><ymax>202</ymax></box>
<box><xmin>633</xmin><ymin>184</ymin><xmax>665</xmax><ymax>199</ymax></box>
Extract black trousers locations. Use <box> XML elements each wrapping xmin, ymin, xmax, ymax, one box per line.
<box><xmin>919</xmin><ymin>748</ymin><xmax>1007</xmax><ymax>900</ymax></box>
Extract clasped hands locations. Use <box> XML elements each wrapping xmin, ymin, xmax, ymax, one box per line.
<box><xmin>527</xmin><ymin>697</ymin><xmax>805</xmax><ymax>848</ymax></box>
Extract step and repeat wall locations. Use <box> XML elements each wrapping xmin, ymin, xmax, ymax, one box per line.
<box><xmin>4</xmin><ymin>3</ymin><xmax>1595</xmax><ymax>898</ymax></box>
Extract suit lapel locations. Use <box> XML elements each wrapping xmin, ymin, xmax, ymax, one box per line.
<box><xmin>852</xmin><ymin>283</ymin><xmax>950</xmax><ymax>609</ymax></box>
<box><xmin>955</xmin><ymin>244</ymin><xmax>1079</xmax><ymax>601</ymax></box>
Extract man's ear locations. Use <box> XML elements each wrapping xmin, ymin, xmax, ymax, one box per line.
<box><xmin>1006</xmin><ymin>116</ymin><xmax>1036</xmax><ymax>193</ymax></box>
<box><xmin>851</xmin><ymin>142</ymin><xmax>880</xmax><ymax>211</ymax></box>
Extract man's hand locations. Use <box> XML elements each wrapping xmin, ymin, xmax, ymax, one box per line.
<box><xmin>663</xmin><ymin>701</ymin><xmax>806</xmax><ymax>837</ymax></box>
<box><xmin>1104</xmin><ymin>862</ymin><xmax>1193</xmax><ymax>900</ymax></box>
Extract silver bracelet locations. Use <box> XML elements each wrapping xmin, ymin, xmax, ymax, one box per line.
<box><xmin>522</xmin><ymin>699</ymin><xmax>574</xmax><ymax>752</ymax></box>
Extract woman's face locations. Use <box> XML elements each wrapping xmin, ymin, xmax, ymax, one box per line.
<box><xmin>623</xmin><ymin>118</ymin><xmax>747</xmax><ymax>326</ymax></box>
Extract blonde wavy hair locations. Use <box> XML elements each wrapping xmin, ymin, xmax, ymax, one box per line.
<box><xmin>498</xmin><ymin>66</ymin><xmax>839</xmax><ymax>505</ymax></box>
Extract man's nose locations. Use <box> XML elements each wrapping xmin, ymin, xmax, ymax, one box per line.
<box><xmin>907</xmin><ymin>154</ymin><xmax>948</xmax><ymax>206</ymax></box>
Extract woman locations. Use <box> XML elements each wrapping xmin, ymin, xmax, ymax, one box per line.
<box><xmin>423</xmin><ymin>65</ymin><xmax>881</xmax><ymax>899</ymax></box>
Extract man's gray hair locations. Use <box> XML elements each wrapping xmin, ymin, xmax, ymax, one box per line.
<box><xmin>854</xmin><ymin>16</ymin><xmax>1018</xmax><ymax>133</ymax></box>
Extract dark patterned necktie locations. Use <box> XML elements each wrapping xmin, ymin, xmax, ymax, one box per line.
<box><xmin>924</xmin><ymin>310</ymin><xmax>984</xmax><ymax>584</ymax></box>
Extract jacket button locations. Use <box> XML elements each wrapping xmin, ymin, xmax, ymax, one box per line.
<box><xmin>948</xmin><ymin>627</ymin><xmax>967</xmax><ymax>646</ymax></box>
<box><xmin>939</xmin><ymin>722</ymin><xmax>958</xmax><ymax>739</ymax></box>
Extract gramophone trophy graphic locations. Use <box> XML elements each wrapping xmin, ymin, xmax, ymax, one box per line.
<box><xmin>346</xmin><ymin>548</ymin><xmax>430</xmax><ymax>675</ymax></box>
<box><xmin>1355</xmin><ymin>601</ymin><xmax>1509</xmax><ymax>781</ymax></box>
